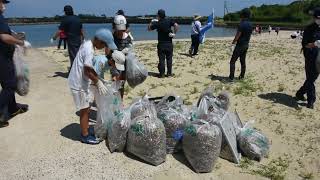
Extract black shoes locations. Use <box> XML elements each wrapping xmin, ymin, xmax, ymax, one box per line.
<box><xmin>306</xmin><ymin>103</ymin><xmax>314</xmax><ymax>109</ymax></box>
<box><xmin>10</xmin><ymin>104</ymin><xmax>29</xmax><ymax>118</ymax></box>
<box><xmin>158</xmin><ymin>74</ymin><xmax>165</xmax><ymax>78</ymax></box>
<box><xmin>295</xmin><ymin>93</ymin><xmax>306</xmax><ymax>101</ymax></box>
<box><xmin>166</xmin><ymin>73</ymin><xmax>175</xmax><ymax>78</ymax></box>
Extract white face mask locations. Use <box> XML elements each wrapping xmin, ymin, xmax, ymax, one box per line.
<box><xmin>315</xmin><ymin>19</ymin><xmax>320</xmax><ymax>25</ymax></box>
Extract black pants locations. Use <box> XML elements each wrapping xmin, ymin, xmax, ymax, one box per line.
<box><xmin>67</xmin><ymin>42</ymin><xmax>81</xmax><ymax>69</ymax></box>
<box><xmin>297</xmin><ymin>49</ymin><xmax>319</xmax><ymax>104</ymax></box>
<box><xmin>0</xmin><ymin>54</ymin><xmax>17</xmax><ymax>121</ymax></box>
<box><xmin>157</xmin><ymin>43</ymin><xmax>173</xmax><ymax>75</ymax></box>
<box><xmin>58</xmin><ymin>38</ymin><xmax>67</xmax><ymax>49</ymax></box>
<box><xmin>190</xmin><ymin>34</ymin><xmax>200</xmax><ymax>55</ymax></box>
<box><xmin>229</xmin><ymin>45</ymin><xmax>249</xmax><ymax>79</ymax></box>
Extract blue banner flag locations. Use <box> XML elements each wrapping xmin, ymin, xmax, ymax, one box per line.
<box><xmin>199</xmin><ymin>9</ymin><xmax>215</xmax><ymax>43</ymax></box>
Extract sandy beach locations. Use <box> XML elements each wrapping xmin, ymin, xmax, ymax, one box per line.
<box><xmin>0</xmin><ymin>30</ymin><xmax>319</xmax><ymax>180</ymax></box>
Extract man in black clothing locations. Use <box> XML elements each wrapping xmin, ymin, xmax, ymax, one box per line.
<box><xmin>0</xmin><ymin>0</ymin><xmax>30</xmax><ymax>128</ymax></box>
<box><xmin>148</xmin><ymin>9</ymin><xmax>179</xmax><ymax>78</ymax></box>
<box><xmin>229</xmin><ymin>8</ymin><xmax>252</xmax><ymax>81</ymax></box>
<box><xmin>54</xmin><ymin>5</ymin><xmax>84</xmax><ymax>70</ymax></box>
<box><xmin>295</xmin><ymin>7</ymin><xmax>320</xmax><ymax>109</ymax></box>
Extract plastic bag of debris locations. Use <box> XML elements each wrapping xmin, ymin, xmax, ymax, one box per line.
<box><xmin>13</xmin><ymin>46</ymin><xmax>30</xmax><ymax>96</ymax></box>
<box><xmin>94</xmin><ymin>81</ymin><xmax>122</xmax><ymax>140</ymax></box>
<box><xmin>156</xmin><ymin>94</ymin><xmax>191</xmax><ymax>120</ymax></box>
<box><xmin>107</xmin><ymin>108</ymin><xmax>131</xmax><ymax>152</ymax></box>
<box><xmin>238</xmin><ymin>121</ymin><xmax>270</xmax><ymax>161</ymax></box>
<box><xmin>130</xmin><ymin>95</ymin><xmax>156</xmax><ymax>120</ymax></box>
<box><xmin>126</xmin><ymin>53</ymin><xmax>148</xmax><ymax>88</ymax></box>
<box><xmin>197</xmin><ymin>87</ymin><xmax>230</xmax><ymax>112</ymax></box>
<box><xmin>157</xmin><ymin>108</ymin><xmax>189</xmax><ymax>154</ymax></box>
<box><xmin>126</xmin><ymin>101</ymin><xmax>166</xmax><ymax>166</ymax></box>
<box><xmin>183</xmin><ymin>120</ymin><xmax>222</xmax><ymax>173</ymax></box>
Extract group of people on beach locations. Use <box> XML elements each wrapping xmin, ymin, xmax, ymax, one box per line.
<box><xmin>1</xmin><ymin>1</ymin><xmax>319</xmax><ymax>146</ymax></box>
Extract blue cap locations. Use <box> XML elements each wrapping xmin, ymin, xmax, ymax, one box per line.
<box><xmin>95</xmin><ymin>28</ymin><xmax>117</xmax><ymax>50</ymax></box>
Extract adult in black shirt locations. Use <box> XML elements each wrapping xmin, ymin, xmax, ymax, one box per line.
<box><xmin>148</xmin><ymin>9</ymin><xmax>179</xmax><ymax>78</ymax></box>
<box><xmin>295</xmin><ymin>8</ymin><xmax>320</xmax><ymax>109</ymax></box>
<box><xmin>229</xmin><ymin>8</ymin><xmax>252</xmax><ymax>81</ymax></box>
<box><xmin>0</xmin><ymin>0</ymin><xmax>30</xmax><ymax>127</ymax></box>
<box><xmin>53</xmin><ymin>5</ymin><xmax>84</xmax><ymax>70</ymax></box>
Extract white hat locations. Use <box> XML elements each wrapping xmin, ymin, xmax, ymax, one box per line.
<box><xmin>114</xmin><ymin>15</ymin><xmax>127</xmax><ymax>31</ymax></box>
<box><xmin>112</xmin><ymin>50</ymin><xmax>126</xmax><ymax>71</ymax></box>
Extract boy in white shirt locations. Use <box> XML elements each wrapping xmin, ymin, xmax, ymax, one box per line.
<box><xmin>68</xmin><ymin>28</ymin><xmax>117</xmax><ymax>145</ymax></box>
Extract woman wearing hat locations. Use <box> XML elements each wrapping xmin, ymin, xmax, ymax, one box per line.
<box><xmin>189</xmin><ymin>14</ymin><xmax>202</xmax><ymax>56</ymax></box>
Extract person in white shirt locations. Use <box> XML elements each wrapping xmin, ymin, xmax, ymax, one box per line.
<box><xmin>68</xmin><ymin>28</ymin><xmax>117</xmax><ymax>145</ymax></box>
<box><xmin>268</xmin><ymin>25</ymin><xmax>272</xmax><ymax>34</ymax></box>
<box><xmin>189</xmin><ymin>14</ymin><xmax>202</xmax><ymax>56</ymax></box>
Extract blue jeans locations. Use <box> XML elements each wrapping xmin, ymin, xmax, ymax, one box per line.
<box><xmin>0</xmin><ymin>54</ymin><xmax>17</xmax><ymax>119</ymax></box>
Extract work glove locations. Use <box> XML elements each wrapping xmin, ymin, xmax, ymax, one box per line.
<box><xmin>96</xmin><ymin>80</ymin><xmax>108</xmax><ymax>95</ymax></box>
<box><xmin>315</xmin><ymin>40</ymin><xmax>320</xmax><ymax>48</ymax></box>
<box><xmin>169</xmin><ymin>33</ymin><xmax>176</xmax><ymax>38</ymax></box>
<box><xmin>151</xmin><ymin>19</ymin><xmax>158</xmax><ymax>23</ymax></box>
<box><xmin>23</xmin><ymin>41</ymin><xmax>32</xmax><ymax>49</ymax></box>
<box><xmin>230</xmin><ymin>44</ymin><xmax>235</xmax><ymax>54</ymax></box>
<box><xmin>50</xmin><ymin>38</ymin><xmax>54</xmax><ymax>44</ymax></box>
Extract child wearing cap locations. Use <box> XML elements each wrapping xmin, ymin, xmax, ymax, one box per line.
<box><xmin>113</xmin><ymin>15</ymin><xmax>133</xmax><ymax>54</ymax></box>
<box><xmin>106</xmin><ymin>49</ymin><xmax>126</xmax><ymax>99</ymax></box>
<box><xmin>68</xmin><ymin>28</ymin><xmax>118</xmax><ymax>145</ymax></box>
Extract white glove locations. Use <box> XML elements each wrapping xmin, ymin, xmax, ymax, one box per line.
<box><xmin>23</xmin><ymin>41</ymin><xmax>32</xmax><ymax>49</ymax></box>
<box><xmin>315</xmin><ymin>40</ymin><xmax>320</xmax><ymax>48</ymax></box>
<box><xmin>96</xmin><ymin>80</ymin><xmax>108</xmax><ymax>95</ymax></box>
<box><xmin>151</xmin><ymin>19</ymin><xmax>158</xmax><ymax>22</ymax></box>
<box><xmin>169</xmin><ymin>33</ymin><xmax>176</xmax><ymax>38</ymax></box>
<box><xmin>50</xmin><ymin>38</ymin><xmax>54</xmax><ymax>44</ymax></box>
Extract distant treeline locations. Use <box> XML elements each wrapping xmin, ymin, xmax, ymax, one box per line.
<box><xmin>224</xmin><ymin>0</ymin><xmax>320</xmax><ymax>24</ymax></box>
<box><xmin>7</xmin><ymin>14</ymin><xmax>212</xmax><ymax>25</ymax></box>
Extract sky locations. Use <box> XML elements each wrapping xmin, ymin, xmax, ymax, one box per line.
<box><xmin>4</xmin><ymin>0</ymin><xmax>296</xmax><ymax>18</ymax></box>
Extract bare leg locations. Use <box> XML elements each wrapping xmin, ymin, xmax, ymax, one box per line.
<box><xmin>80</xmin><ymin>107</ymin><xmax>90</xmax><ymax>136</ymax></box>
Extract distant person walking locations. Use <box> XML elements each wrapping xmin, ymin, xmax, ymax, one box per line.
<box><xmin>295</xmin><ymin>8</ymin><xmax>320</xmax><ymax>109</ymax></box>
<box><xmin>229</xmin><ymin>8</ymin><xmax>252</xmax><ymax>81</ymax></box>
<box><xmin>0</xmin><ymin>0</ymin><xmax>31</xmax><ymax>128</ymax></box>
<box><xmin>57</xmin><ymin>29</ymin><xmax>67</xmax><ymax>50</ymax></box>
<box><xmin>189</xmin><ymin>14</ymin><xmax>202</xmax><ymax>57</ymax></box>
<box><xmin>268</xmin><ymin>25</ymin><xmax>272</xmax><ymax>34</ymax></box>
<box><xmin>275</xmin><ymin>27</ymin><xmax>280</xmax><ymax>35</ymax></box>
<box><xmin>53</xmin><ymin>5</ymin><xmax>84</xmax><ymax>71</ymax></box>
<box><xmin>148</xmin><ymin>9</ymin><xmax>179</xmax><ymax>78</ymax></box>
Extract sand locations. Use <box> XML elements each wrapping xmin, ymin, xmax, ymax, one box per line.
<box><xmin>0</xmin><ymin>30</ymin><xmax>319</xmax><ymax>180</ymax></box>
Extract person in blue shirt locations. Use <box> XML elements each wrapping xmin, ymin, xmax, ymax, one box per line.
<box><xmin>148</xmin><ymin>9</ymin><xmax>179</xmax><ymax>78</ymax></box>
<box><xmin>295</xmin><ymin>8</ymin><xmax>320</xmax><ymax>109</ymax></box>
<box><xmin>53</xmin><ymin>5</ymin><xmax>84</xmax><ymax>72</ymax></box>
<box><xmin>229</xmin><ymin>8</ymin><xmax>252</xmax><ymax>81</ymax></box>
<box><xmin>0</xmin><ymin>0</ymin><xmax>31</xmax><ymax>128</ymax></box>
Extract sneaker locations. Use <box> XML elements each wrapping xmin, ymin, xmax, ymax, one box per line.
<box><xmin>80</xmin><ymin>134</ymin><xmax>100</xmax><ymax>145</ymax></box>
<box><xmin>306</xmin><ymin>103</ymin><xmax>314</xmax><ymax>109</ymax></box>
<box><xmin>166</xmin><ymin>73</ymin><xmax>175</xmax><ymax>78</ymax></box>
<box><xmin>295</xmin><ymin>93</ymin><xmax>306</xmax><ymax>101</ymax></box>
<box><xmin>10</xmin><ymin>104</ymin><xmax>29</xmax><ymax>118</ymax></box>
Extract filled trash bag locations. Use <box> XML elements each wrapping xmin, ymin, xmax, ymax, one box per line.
<box><xmin>238</xmin><ymin>122</ymin><xmax>270</xmax><ymax>161</ymax></box>
<box><xmin>107</xmin><ymin>108</ymin><xmax>131</xmax><ymax>153</ymax></box>
<box><xmin>156</xmin><ymin>94</ymin><xmax>191</xmax><ymax>120</ymax></box>
<box><xmin>126</xmin><ymin>53</ymin><xmax>148</xmax><ymax>88</ymax></box>
<box><xmin>13</xmin><ymin>46</ymin><xmax>30</xmax><ymax>96</ymax></box>
<box><xmin>127</xmin><ymin>103</ymin><xmax>166</xmax><ymax>166</ymax></box>
<box><xmin>157</xmin><ymin>108</ymin><xmax>189</xmax><ymax>154</ymax></box>
<box><xmin>183</xmin><ymin>120</ymin><xmax>222</xmax><ymax>173</ymax></box>
<box><xmin>197</xmin><ymin>87</ymin><xmax>230</xmax><ymax>112</ymax></box>
<box><xmin>130</xmin><ymin>96</ymin><xmax>155</xmax><ymax>120</ymax></box>
<box><xmin>94</xmin><ymin>81</ymin><xmax>122</xmax><ymax>140</ymax></box>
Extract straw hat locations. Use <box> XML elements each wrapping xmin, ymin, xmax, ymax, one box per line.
<box><xmin>193</xmin><ymin>14</ymin><xmax>202</xmax><ymax>20</ymax></box>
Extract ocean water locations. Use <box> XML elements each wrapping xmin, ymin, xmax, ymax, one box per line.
<box><xmin>10</xmin><ymin>23</ymin><xmax>236</xmax><ymax>48</ymax></box>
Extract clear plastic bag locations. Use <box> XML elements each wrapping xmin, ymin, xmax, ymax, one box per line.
<box><xmin>238</xmin><ymin>121</ymin><xmax>270</xmax><ymax>161</ymax></box>
<box><xmin>183</xmin><ymin>120</ymin><xmax>222</xmax><ymax>173</ymax></box>
<box><xmin>157</xmin><ymin>108</ymin><xmax>189</xmax><ymax>154</ymax></box>
<box><xmin>107</xmin><ymin>108</ymin><xmax>131</xmax><ymax>153</ymax></box>
<box><xmin>126</xmin><ymin>53</ymin><xmax>148</xmax><ymax>88</ymax></box>
<box><xmin>94</xmin><ymin>81</ymin><xmax>123</xmax><ymax>140</ymax></box>
<box><xmin>13</xmin><ymin>46</ymin><xmax>30</xmax><ymax>96</ymax></box>
<box><xmin>126</xmin><ymin>99</ymin><xmax>166</xmax><ymax>166</ymax></box>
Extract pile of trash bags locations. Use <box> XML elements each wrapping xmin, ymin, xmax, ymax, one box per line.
<box><xmin>13</xmin><ymin>46</ymin><xmax>30</xmax><ymax>96</ymax></box>
<box><xmin>96</xmin><ymin>87</ymin><xmax>270</xmax><ymax>173</ymax></box>
<box><xmin>125</xmin><ymin>53</ymin><xmax>148</xmax><ymax>88</ymax></box>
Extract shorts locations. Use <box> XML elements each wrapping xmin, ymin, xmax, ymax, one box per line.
<box><xmin>70</xmin><ymin>89</ymin><xmax>91</xmax><ymax>111</ymax></box>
